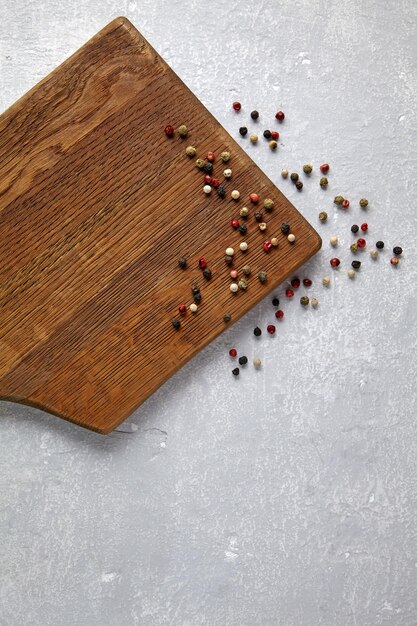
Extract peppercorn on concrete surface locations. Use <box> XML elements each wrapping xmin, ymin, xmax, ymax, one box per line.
<box><xmin>1</xmin><ymin>1</ymin><xmax>417</xmax><ymax>625</ymax></box>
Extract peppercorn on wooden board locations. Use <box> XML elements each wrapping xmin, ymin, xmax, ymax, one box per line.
<box><xmin>0</xmin><ymin>17</ymin><xmax>321</xmax><ymax>433</ymax></box>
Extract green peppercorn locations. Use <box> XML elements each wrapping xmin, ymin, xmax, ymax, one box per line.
<box><xmin>320</xmin><ymin>176</ymin><xmax>328</xmax><ymax>187</ymax></box>
<box><xmin>221</xmin><ymin>151</ymin><xmax>231</xmax><ymax>162</ymax></box>
<box><xmin>350</xmin><ymin>242</ymin><xmax>358</xmax><ymax>253</ymax></box>
<box><xmin>196</xmin><ymin>158</ymin><xmax>205</xmax><ymax>169</ymax></box>
<box><xmin>334</xmin><ymin>195</ymin><xmax>344</xmax><ymax>205</ymax></box>
<box><xmin>238</xmin><ymin>279</ymin><xmax>247</xmax><ymax>290</ymax></box>
<box><xmin>223</xmin><ymin>313</ymin><xmax>232</xmax><ymax>323</ymax></box>
<box><xmin>240</xmin><ymin>207</ymin><xmax>249</xmax><ymax>218</ymax></box>
<box><xmin>243</xmin><ymin>265</ymin><xmax>251</xmax><ymax>276</ymax></box>
<box><xmin>178</xmin><ymin>256</ymin><xmax>187</xmax><ymax>269</ymax></box>
<box><xmin>281</xmin><ymin>223</ymin><xmax>290</xmax><ymax>234</ymax></box>
<box><xmin>185</xmin><ymin>146</ymin><xmax>196</xmax><ymax>157</ymax></box>
<box><xmin>303</xmin><ymin>164</ymin><xmax>313</xmax><ymax>175</ymax></box>
<box><xmin>351</xmin><ymin>260</ymin><xmax>361</xmax><ymax>269</ymax></box>
<box><xmin>295</xmin><ymin>180</ymin><xmax>303</xmax><ymax>190</ymax></box>
<box><xmin>177</xmin><ymin>124</ymin><xmax>188</xmax><ymax>138</ymax></box>
<box><xmin>319</xmin><ymin>211</ymin><xmax>328</xmax><ymax>222</ymax></box>
<box><xmin>359</xmin><ymin>198</ymin><xmax>368</xmax><ymax>208</ymax></box>
<box><xmin>300</xmin><ymin>295</ymin><xmax>309</xmax><ymax>306</ymax></box>
<box><xmin>258</xmin><ymin>271</ymin><xmax>267</xmax><ymax>283</ymax></box>
<box><xmin>264</xmin><ymin>198</ymin><xmax>274</xmax><ymax>211</ymax></box>
<box><xmin>290</xmin><ymin>172</ymin><xmax>299</xmax><ymax>183</ymax></box>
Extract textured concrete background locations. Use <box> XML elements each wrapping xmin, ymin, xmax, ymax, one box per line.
<box><xmin>1</xmin><ymin>1</ymin><xmax>417</xmax><ymax>625</ymax></box>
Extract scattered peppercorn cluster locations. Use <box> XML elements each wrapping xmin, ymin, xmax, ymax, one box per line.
<box><xmin>233</xmin><ymin>101</ymin><xmax>285</xmax><ymax>153</ymax></box>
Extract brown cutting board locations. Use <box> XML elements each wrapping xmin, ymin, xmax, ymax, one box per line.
<box><xmin>0</xmin><ymin>17</ymin><xmax>321</xmax><ymax>433</ymax></box>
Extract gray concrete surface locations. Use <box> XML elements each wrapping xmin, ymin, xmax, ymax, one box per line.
<box><xmin>1</xmin><ymin>1</ymin><xmax>417</xmax><ymax>624</ymax></box>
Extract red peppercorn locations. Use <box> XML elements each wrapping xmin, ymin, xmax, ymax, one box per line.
<box><xmin>291</xmin><ymin>277</ymin><xmax>300</xmax><ymax>288</ymax></box>
<box><xmin>229</xmin><ymin>348</ymin><xmax>237</xmax><ymax>357</ymax></box>
<box><xmin>330</xmin><ymin>258</ymin><xmax>340</xmax><ymax>267</ymax></box>
<box><xmin>275</xmin><ymin>111</ymin><xmax>285</xmax><ymax>122</ymax></box>
<box><xmin>320</xmin><ymin>163</ymin><xmax>330</xmax><ymax>174</ymax></box>
<box><xmin>267</xmin><ymin>324</ymin><xmax>276</xmax><ymax>335</ymax></box>
<box><xmin>231</xmin><ymin>218</ymin><xmax>239</xmax><ymax>229</ymax></box>
<box><xmin>361</xmin><ymin>223</ymin><xmax>368</xmax><ymax>232</ymax></box>
<box><xmin>232</xmin><ymin>102</ymin><xmax>241</xmax><ymax>111</ymax></box>
<box><xmin>211</xmin><ymin>178</ymin><xmax>220</xmax><ymax>188</ymax></box>
<box><xmin>303</xmin><ymin>278</ymin><xmax>312</xmax><ymax>287</ymax></box>
<box><xmin>164</xmin><ymin>125</ymin><xmax>174</xmax><ymax>137</ymax></box>
<box><xmin>342</xmin><ymin>199</ymin><xmax>350</xmax><ymax>209</ymax></box>
<box><xmin>271</xmin><ymin>130</ymin><xmax>279</xmax><ymax>140</ymax></box>
<box><xmin>275</xmin><ymin>310</ymin><xmax>284</xmax><ymax>319</ymax></box>
<box><xmin>390</xmin><ymin>257</ymin><xmax>399</xmax><ymax>266</ymax></box>
<box><xmin>250</xmin><ymin>193</ymin><xmax>259</xmax><ymax>203</ymax></box>
<box><xmin>204</xmin><ymin>175</ymin><xmax>213</xmax><ymax>184</ymax></box>
<box><xmin>357</xmin><ymin>238</ymin><xmax>366</xmax><ymax>248</ymax></box>
<box><xmin>198</xmin><ymin>257</ymin><xmax>207</xmax><ymax>269</ymax></box>
<box><xmin>285</xmin><ymin>288</ymin><xmax>295</xmax><ymax>298</ymax></box>
<box><xmin>178</xmin><ymin>304</ymin><xmax>187</xmax><ymax>315</ymax></box>
<box><xmin>263</xmin><ymin>240</ymin><xmax>272</xmax><ymax>252</ymax></box>
<box><xmin>207</xmin><ymin>151</ymin><xmax>215</xmax><ymax>162</ymax></box>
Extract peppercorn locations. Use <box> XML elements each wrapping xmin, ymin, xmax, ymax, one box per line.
<box><xmin>250</xmin><ymin>193</ymin><xmax>259</xmax><ymax>203</ymax></box>
<box><xmin>290</xmin><ymin>172</ymin><xmax>299</xmax><ymax>183</ymax></box>
<box><xmin>203</xmin><ymin>268</ymin><xmax>212</xmax><ymax>280</ymax></box>
<box><xmin>303</xmin><ymin>164</ymin><xmax>313</xmax><ymax>175</ymax></box>
<box><xmin>231</xmin><ymin>218</ymin><xmax>239</xmax><ymax>230</ymax></box>
<box><xmin>393</xmin><ymin>246</ymin><xmax>403</xmax><ymax>256</ymax></box>
<box><xmin>172</xmin><ymin>319</ymin><xmax>181</xmax><ymax>329</ymax></box>
<box><xmin>211</xmin><ymin>178</ymin><xmax>220</xmax><ymax>188</ymax></box>
<box><xmin>203</xmin><ymin>162</ymin><xmax>213</xmax><ymax>174</ymax></box>
<box><xmin>229</xmin><ymin>348</ymin><xmax>237</xmax><ymax>357</ymax></box>
<box><xmin>295</xmin><ymin>180</ymin><xmax>303</xmax><ymax>190</ymax></box>
<box><xmin>238</xmin><ymin>224</ymin><xmax>247</xmax><ymax>235</ymax></box>
<box><xmin>320</xmin><ymin>177</ymin><xmax>328</xmax><ymax>188</ymax></box>
<box><xmin>330</xmin><ymin>258</ymin><xmax>340</xmax><ymax>267</ymax></box>
<box><xmin>230</xmin><ymin>269</ymin><xmax>238</xmax><ymax>279</ymax></box>
<box><xmin>225</xmin><ymin>255</ymin><xmax>233</xmax><ymax>265</ymax></box>
<box><xmin>243</xmin><ymin>265</ymin><xmax>251</xmax><ymax>276</ymax></box>
<box><xmin>275</xmin><ymin>310</ymin><xmax>284</xmax><ymax>319</ymax></box>
<box><xmin>250</xmin><ymin>133</ymin><xmax>258</xmax><ymax>143</ymax></box>
<box><xmin>254</xmin><ymin>210</ymin><xmax>263</xmax><ymax>221</ymax></box>
<box><xmin>351</xmin><ymin>224</ymin><xmax>359</xmax><ymax>233</ymax></box>
<box><xmin>207</xmin><ymin>151</ymin><xmax>215</xmax><ymax>162</ymax></box>
<box><xmin>198</xmin><ymin>258</ymin><xmax>207</xmax><ymax>269</ymax></box>
<box><xmin>263</xmin><ymin>129</ymin><xmax>272</xmax><ymax>139</ymax></box>
<box><xmin>357</xmin><ymin>238</ymin><xmax>366</xmax><ymax>248</ymax></box>
<box><xmin>334</xmin><ymin>195</ymin><xmax>344</xmax><ymax>205</ymax></box>
<box><xmin>319</xmin><ymin>211</ymin><xmax>328</xmax><ymax>222</ymax></box>
<box><xmin>263</xmin><ymin>240</ymin><xmax>272</xmax><ymax>253</ymax></box>
<box><xmin>191</xmin><ymin>285</ymin><xmax>200</xmax><ymax>294</ymax></box>
<box><xmin>264</xmin><ymin>198</ymin><xmax>274</xmax><ymax>211</ymax></box>
<box><xmin>271</xmin><ymin>131</ymin><xmax>279</xmax><ymax>140</ymax></box>
<box><xmin>240</xmin><ymin>207</ymin><xmax>249</xmax><ymax>218</ymax></box>
<box><xmin>232</xmin><ymin>367</ymin><xmax>240</xmax><ymax>376</ymax></box>
<box><xmin>238</xmin><ymin>356</ymin><xmax>248</xmax><ymax>365</ymax></box>
<box><xmin>376</xmin><ymin>241</ymin><xmax>384</xmax><ymax>249</ymax></box>
<box><xmin>288</xmin><ymin>233</ymin><xmax>296</xmax><ymax>243</ymax></box>
<box><xmin>359</xmin><ymin>198</ymin><xmax>368</xmax><ymax>208</ymax></box>
<box><xmin>203</xmin><ymin>185</ymin><xmax>212</xmax><ymax>194</ymax></box>
<box><xmin>221</xmin><ymin>151</ymin><xmax>231</xmax><ymax>162</ymax></box>
<box><xmin>342</xmin><ymin>199</ymin><xmax>350</xmax><ymax>209</ymax></box>
<box><xmin>271</xmin><ymin>237</ymin><xmax>278</xmax><ymax>247</ymax></box>
<box><xmin>370</xmin><ymin>249</ymin><xmax>378</xmax><ymax>259</ymax></box>
<box><xmin>189</xmin><ymin>303</ymin><xmax>198</xmax><ymax>313</ymax></box>
<box><xmin>330</xmin><ymin>236</ymin><xmax>338</xmax><ymax>247</ymax></box>
<box><xmin>204</xmin><ymin>175</ymin><xmax>213</xmax><ymax>184</ymax></box>
<box><xmin>231</xmin><ymin>189</ymin><xmax>240</xmax><ymax>200</ymax></box>
<box><xmin>193</xmin><ymin>292</ymin><xmax>202</xmax><ymax>303</ymax></box>
<box><xmin>272</xmin><ymin>297</ymin><xmax>279</xmax><ymax>306</ymax></box>
<box><xmin>177</xmin><ymin>124</ymin><xmax>188</xmax><ymax>138</ymax></box>
<box><xmin>281</xmin><ymin>223</ymin><xmax>290</xmax><ymax>234</ymax></box>
<box><xmin>185</xmin><ymin>146</ymin><xmax>196</xmax><ymax>157</ymax></box>
<box><xmin>291</xmin><ymin>277</ymin><xmax>300</xmax><ymax>288</ymax></box>
<box><xmin>178</xmin><ymin>256</ymin><xmax>187</xmax><ymax>269</ymax></box>
<box><xmin>254</xmin><ymin>326</ymin><xmax>262</xmax><ymax>336</ymax></box>
<box><xmin>164</xmin><ymin>125</ymin><xmax>174</xmax><ymax>137</ymax></box>
<box><xmin>250</xmin><ymin>110</ymin><xmax>259</xmax><ymax>120</ymax></box>
<box><xmin>225</xmin><ymin>247</ymin><xmax>235</xmax><ymax>256</ymax></box>
<box><xmin>322</xmin><ymin>276</ymin><xmax>330</xmax><ymax>286</ymax></box>
<box><xmin>281</xmin><ymin>168</ymin><xmax>289</xmax><ymax>178</ymax></box>
<box><xmin>300</xmin><ymin>296</ymin><xmax>309</xmax><ymax>306</ymax></box>
<box><xmin>196</xmin><ymin>158</ymin><xmax>205</xmax><ymax>169</ymax></box>
<box><xmin>351</xmin><ymin>243</ymin><xmax>358</xmax><ymax>253</ymax></box>
<box><xmin>320</xmin><ymin>163</ymin><xmax>330</xmax><ymax>174</ymax></box>
<box><xmin>259</xmin><ymin>222</ymin><xmax>267</xmax><ymax>231</ymax></box>
<box><xmin>269</xmin><ymin>140</ymin><xmax>278</xmax><ymax>150</ymax></box>
<box><xmin>390</xmin><ymin>257</ymin><xmax>400</xmax><ymax>266</ymax></box>
<box><xmin>223</xmin><ymin>314</ymin><xmax>231</xmax><ymax>323</ymax></box>
<box><xmin>347</xmin><ymin>269</ymin><xmax>355</xmax><ymax>279</ymax></box>
<box><xmin>361</xmin><ymin>223</ymin><xmax>368</xmax><ymax>232</ymax></box>
<box><xmin>351</xmin><ymin>260</ymin><xmax>361</xmax><ymax>269</ymax></box>
<box><xmin>232</xmin><ymin>102</ymin><xmax>241</xmax><ymax>111</ymax></box>
<box><xmin>178</xmin><ymin>304</ymin><xmax>187</xmax><ymax>315</ymax></box>
<box><xmin>303</xmin><ymin>278</ymin><xmax>312</xmax><ymax>287</ymax></box>
<box><xmin>267</xmin><ymin>324</ymin><xmax>276</xmax><ymax>335</ymax></box>
<box><xmin>230</xmin><ymin>283</ymin><xmax>239</xmax><ymax>293</ymax></box>
<box><xmin>239</xmin><ymin>241</ymin><xmax>248</xmax><ymax>252</ymax></box>
<box><xmin>275</xmin><ymin>111</ymin><xmax>285</xmax><ymax>122</ymax></box>
<box><xmin>285</xmin><ymin>288</ymin><xmax>294</xmax><ymax>298</ymax></box>
<box><xmin>311</xmin><ymin>298</ymin><xmax>319</xmax><ymax>308</ymax></box>
<box><xmin>258</xmin><ymin>271</ymin><xmax>267</xmax><ymax>283</ymax></box>
<box><xmin>238</xmin><ymin>279</ymin><xmax>247</xmax><ymax>290</ymax></box>
<box><xmin>217</xmin><ymin>185</ymin><xmax>226</xmax><ymax>198</ymax></box>
<box><xmin>239</xmin><ymin>126</ymin><xmax>248</xmax><ymax>136</ymax></box>
<box><xmin>253</xmin><ymin>358</ymin><xmax>262</xmax><ymax>369</ymax></box>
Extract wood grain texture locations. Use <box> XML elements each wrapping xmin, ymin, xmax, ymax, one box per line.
<box><xmin>0</xmin><ymin>17</ymin><xmax>321</xmax><ymax>433</ymax></box>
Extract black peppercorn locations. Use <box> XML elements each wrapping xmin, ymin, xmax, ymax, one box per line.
<box><xmin>225</xmin><ymin>255</ymin><xmax>233</xmax><ymax>265</ymax></box>
<box><xmin>194</xmin><ymin>293</ymin><xmax>202</xmax><ymax>304</ymax></box>
<box><xmin>203</xmin><ymin>162</ymin><xmax>213</xmax><ymax>174</ymax></box>
<box><xmin>351</xmin><ymin>260</ymin><xmax>361</xmax><ymax>269</ymax></box>
<box><xmin>223</xmin><ymin>314</ymin><xmax>232</xmax><ymax>323</ymax></box>
<box><xmin>203</xmin><ymin>268</ymin><xmax>212</xmax><ymax>280</ymax></box>
<box><xmin>254</xmin><ymin>210</ymin><xmax>263</xmax><ymax>222</ymax></box>
<box><xmin>272</xmin><ymin>297</ymin><xmax>279</xmax><ymax>307</ymax></box>
<box><xmin>238</xmin><ymin>224</ymin><xmax>247</xmax><ymax>235</ymax></box>
<box><xmin>351</xmin><ymin>224</ymin><xmax>359</xmax><ymax>234</ymax></box>
<box><xmin>172</xmin><ymin>319</ymin><xmax>181</xmax><ymax>330</ymax></box>
<box><xmin>290</xmin><ymin>173</ymin><xmax>299</xmax><ymax>183</ymax></box>
<box><xmin>376</xmin><ymin>241</ymin><xmax>384</xmax><ymax>249</ymax></box>
<box><xmin>238</xmin><ymin>356</ymin><xmax>248</xmax><ymax>365</ymax></box>
<box><xmin>250</xmin><ymin>110</ymin><xmax>259</xmax><ymax>120</ymax></box>
<box><xmin>178</xmin><ymin>256</ymin><xmax>187</xmax><ymax>269</ymax></box>
<box><xmin>232</xmin><ymin>367</ymin><xmax>240</xmax><ymax>376</ymax></box>
<box><xmin>217</xmin><ymin>185</ymin><xmax>226</xmax><ymax>198</ymax></box>
<box><xmin>393</xmin><ymin>246</ymin><xmax>403</xmax><ymax>256</ymax></box>
<box><xmin>239</xmin><ymin>126</ymin><xmax>248</xmax><ymax>136</ymax></box>
<box><xmin>191</xmin><ymin>285</ymin><xmax>200</xmax><ymax>294</ymax></box>
<box><xmin>254</xmin><ymin>326</ymin><xmax>262</xmax><ymax>337</ymax></box>
<box><xmin>281</xmin><ymin>223</ymin><xmax>290</xmax><ymax>234</ymax></box>
<box><xmin>295</xmin><ymin>180</ymin><xmax>303</xmax><ymax>190</ymax></box>
<box><xmin>263</xmin><ymin>130</ymin><xmax>271</xmax><ymax>139</ymax></box>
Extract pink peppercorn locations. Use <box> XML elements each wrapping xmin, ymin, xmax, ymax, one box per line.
<box><xmin>207</xmin><ymin>151</ymin><xmax>215</xmax><ymax>162</ymax></box>
<box><xmin>303</xmin><ymin>278</ymin><xmax>312</xmax><ymax>287</ymax></box>
<box><xmin>250</xmin><ymin>193</ymin><xmax>259</xmax><ymax>203</ymax></box>
<box><xmin>320</xmin><ymin>163</ymin><xmax>330</xmax><ymax>174</ymax></box>
<box><xmin>275</xmin><ymin>310</ymin><xmax>284</xmax><ymax>319</ymax></box>
<box><xmin>291</xmin><ymin>277</ymin><xmax>300</xmax><ymax>288</ymax></box>
<box><xmin>164</xmin><ymin>125</ymin><xmax>174</xmax><ymax>137</ymax></box>
<box><xmin>267</xmin><ymin>324</ymin><xmax>276</xmax><ymax>335</ymax></box>
<box><xmin>285</xmin><ymin>288</ymin><xmax>295</xmax><ymax>298</ymax></box>
<box><xmin>342</xmin><ymin>199</ymin><xmax>350</xmax><ymax>209</ymax></box>
<box><xmin>357</xmin><ymin>238</ymin><xmax>366</xmax><ymax>248</ymax></box>
<box><xmin>390</xmin><ymin>257</ymin><xmax>399</xmax><ymax>266</ymax></box>
<box><xmin>211</xmin><ymin>178</ymin><xmax>220</xmax><ymax>188</ymax></box>
<box><xmin>330</xmin><ymin>258</ymin><xmax>340</xmax><ymax>267</ymax></box>
<box><xmin>198</xmin><ymin>257</ymin><xmax>207</xmax><ymax>269</ymax></box>
<box><xmin>229</xmin><ymin>348</ymin><xmax>237</xmax><ymax>357</ymax></box>
<box><xmin>232</xmin><ymin>102</ymin><xmax>241</xmax><ymax>111</ymax></box>
<box><xmin>263</xmin><ymin>240</ymin><xmax>272</xmax><ymax>252</ymax></box>
<box><xmin>361</xmin><ymin>223</ymin><xmax>368</xmax><ymax>232</ymax></box>
<box><xmin>204</xmin><ymin>175</ymin><xmax>212</xmax><ymax>184</ymax></box>
<box><xmin>230</xmin><ymin>270</ymin><xmax>238</xmax><ymax>279</ymax></box>
<box><xmin>275</xmin><ymin>111</ymin><xmax>285</xmax><ymax>122</ymax></box>
<box><xmin>271</xmin><ymin>131</ymin><xmax>279</xmax><ymax>140</ymax></box>
<box><xmin>231</xmin><ymin>218</ymin><xmax>239</xmax><ymax>229</ymax></box>
<box><xmin>178</xmin><ymin>304</ymin><xmax>187</xmax><ymax>315</ymax></box>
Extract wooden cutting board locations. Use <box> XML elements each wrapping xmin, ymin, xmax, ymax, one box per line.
<box><xmin>0</xmin><ymin>17</ymin><xmax>321</xmax><ymax>433</ymax></box>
